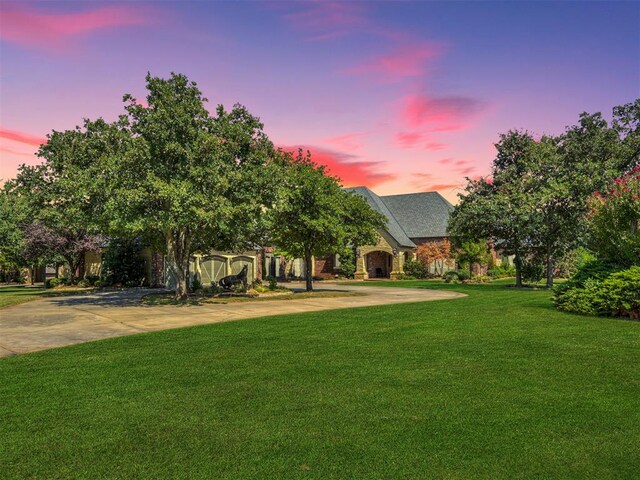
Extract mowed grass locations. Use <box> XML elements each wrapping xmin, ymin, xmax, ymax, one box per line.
<box><xmin>0</xmin><ymin>285</ymin><xmax>94</xmax><ymax>309</ymax></box>
<box><xmin>1</xmin><ymin>281</ymin><xmax>639</xmax><ymax>479</ymax></box>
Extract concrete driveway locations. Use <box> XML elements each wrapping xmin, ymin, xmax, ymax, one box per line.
<box><xmin>0</xmin><ymin>283</ymin><xmax>464</xmax><ymax>357</ymax></box>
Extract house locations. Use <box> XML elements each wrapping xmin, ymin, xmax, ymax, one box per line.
<box><xmin>30</xmin><ymin>187</ymin><xmax>455</xmax><ymax>286</ymax></box>
<box><xmin>314</xmin><ymin>186</ymin><xmax>456</xmax><ymax>280</ymax></box>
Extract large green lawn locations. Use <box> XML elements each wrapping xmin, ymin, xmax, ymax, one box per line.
<box><xmin>1</xmin><ymin>281</ymin><xmax>638</xmax><ymax>479</ymax></box>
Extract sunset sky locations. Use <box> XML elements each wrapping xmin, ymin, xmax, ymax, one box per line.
<box><xmin>1</xmin><ymin>1</ymin><xmax>638</xmax><ymax>202</ymax></box>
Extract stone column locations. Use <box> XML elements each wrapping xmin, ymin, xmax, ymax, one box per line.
<box><xmin>390</xmin><ymin>252</ymin><xmax>402</xmax><ymax>279</ymax></box>
<box><xmin>354</xmin><ymin>251</ymin><xmax>368</xmax><ymax>280</ymax></box>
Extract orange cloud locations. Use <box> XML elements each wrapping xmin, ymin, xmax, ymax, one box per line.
<box><xmin>0</xmin><ymin>128</ymin><xmax>46</xmax><ymax>147</ymax></box>
<box><xmin>346</xmin><ymin>43</ymin><xmax>443</xmax><ymax>82</ymax></box>
<box><xmin>0</xmin><ymin>4</ymin><xmax>156</xmax><ymax>52</ymax></box>
<box><xmin>427</xmin><ymin>183</ymin><xmax>462</xmax><ymax>191</ymax></box>
<box><xmin>279</xmin><ymin>145</ymin><xmax>394</xmax><ymax>188</ymax></box>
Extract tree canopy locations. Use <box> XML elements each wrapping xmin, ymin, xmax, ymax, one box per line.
<box><xmin>269</xmin><ymin>150</ymin><xmax>386</xmax><ymax>291</ymax></box>
<box><xmin>449</xmin><ymin>100</ymin><xmax>640</xmax><ymax>287</ymax></box>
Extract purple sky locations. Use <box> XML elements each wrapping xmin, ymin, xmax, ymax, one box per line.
<box><xmin>1</xmin><ymin>1</ymin><xmax>638</xmax><ymax>202</ymax></box>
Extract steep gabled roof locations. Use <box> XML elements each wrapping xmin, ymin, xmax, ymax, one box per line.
<box><xmin>381</xmin><ymin>192</ymin><xmax>454</xmax><ymax>239</ymax></box>
<box><xmin>345</xmin><ymin>186</ymin><xmax>415</xmax><ymax>247</ymax></box>
<box><xmin>347</xmin><ymin>187</ymin><xmax>453</xmax><ymax>245</ymax></box>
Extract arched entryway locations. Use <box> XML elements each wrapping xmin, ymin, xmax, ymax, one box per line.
<box><xmin>366</xmin><ymin>250</ymin><xmax>392</xmax><ymax>278</ymax></box>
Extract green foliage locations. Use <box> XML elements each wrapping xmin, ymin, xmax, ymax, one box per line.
<box><xmin>454</xmin><ymin>240</ymin><xmax>491</xmax><ymax>276</ymax></box>
<box><xmin>587</xmin><ymin>168</ymin><xmax>640</xmax><ymax>267</ymax></box>
<box><xmin>269</xmin><ymin>149</ymin><xmax>385</xmax><ymax>291</ymax></box>
<box><xmin>403</xmin><ymin>259</ymin><xmax>429</xmax><ymax>279</ymax></box>
<box><xmin>101</xmin><ymin>239</ymin><xmax>145</xmax><ymax>287</ymax></box>
<box><xmin>336</xmin><ymin>248</ymin><xmax>356</xmax><ymax>278</ymax></box>
<box><xmin>444</xmin><ymin>269</ymin><xmax>470</xmax><ymax>283</ymax></box>
<box><xmin>395</xmin><ymin>273</ymin><xmax>417</xmax><ymax>280</ymax></box>
<box><xmin>487</xmin><ymin>264</ymin><xmax>516</xmax><ymax>278</ymax></box>
<box><xmin>45</xmin><ymin>278</ymin><xmax>60</xmax><ymax>289</ymax></box>
<box><xmin>554</xmin><ymin>260</ymin><xmax>638</xmax><ymax>319</ymax></box>
<box><xmin>191</xmin><ymin>277</ymin><xmax>203</xmax><ymax>292</ymax></box>
<box><xmin>521</xmin><ymin>260</ymin><xmax>545</xmax><ymax>284</ymax></box>
<box><xmin>267</xmin><ymin>276</ymin><xmax>278</xmax><ymax>291</ymax></box>
<box><xmin>466</xmin><ymin>274</ymin><xmax>492</xmax><ymax>284</ymax></box>
<box><xmin>450</xmin><ymin>102</ymin><xmax>639</xmax><ymax>287</ymax></box>
<box><xmin>598</xmin><ymin>267</ymin><xmax>640</xmax><ymax>319</ymax></box>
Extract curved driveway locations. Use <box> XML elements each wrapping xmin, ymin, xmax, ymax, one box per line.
<box><xmin>0</xmin><ymin>283</ymin><xmax>464</xmax><ymax>357</ymax></box>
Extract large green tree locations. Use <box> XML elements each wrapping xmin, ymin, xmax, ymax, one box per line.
<box><xmin>449</xmin><ymin>131</ymin><xmax>540</xmax><ymax>288</ymax></box>
<box><xmin>104</xmin><ymin>73</ymin><xmax>279</xmax><ymax>299</ymax></box>
<box><xmin>450</xmin><ymin>101</ymin><xmax>640</xmax><ymax>288</ymax></box>
<box><xmin>5</xmin><ymin>119</ymin><xmax>118</xmax><ymax>282</ymax></box>
<box><xmin>269</xmin><ymin>150</ymin><xmax>385</xmax><ymax>291</ymax></box>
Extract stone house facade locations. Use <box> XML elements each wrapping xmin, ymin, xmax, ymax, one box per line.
<box><xmin>314</xmin><ymin>186</ymin><xmax>456</xmax><ymax>280</ymax></box>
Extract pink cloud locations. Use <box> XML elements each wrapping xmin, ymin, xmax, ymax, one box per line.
<box><xmin>0</xmin><ymin>128</ymin><xmax>46</xmax><ymax>147</ymax></box>
<box><xmin>279</xmin><ymin>145</ymin><xmax>394</xmax><ymax>187</ymax></box>
<box><xmin>394</xmin><ymin>132</ymin><xmax>448</xmax><ymax>151</ymax></box>
<box><xmin>438</xmin><ymin>158</ymin><xmax>454</xmax><ymax>165</ymax></box>
<box><xmin>401</xmin><ymin>94</ymin><xmax>487</xmax><ymax>131</ymax></box>
<box><xmin>394</xmin><ymin>132</ymin><xmax>424</xmax><ymax>148</ymax></box>
<box><xmin>281</xmin><ymin>1</ymin><xmax>368</xmax><ymax>41</ymax></box>
<box><xmin>345</xmin><ymin>43</ymin><xmax>443</xmax><ymax>82</ymax></box>
<box><xmin>425</xmin><ymin>141</ymin><xmax>447</xmax><ymax>151</ymax></box>
<box><xmin>323</xmin><ymin>131</ymin><xmax>372</xmax><ymax>152</ymax></box>
<box><xmin>0</xmin><ymin>4</ymin><xmax>156</xmax><ymax>52</ymax></box>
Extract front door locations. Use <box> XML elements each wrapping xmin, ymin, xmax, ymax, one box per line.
<box><xmin>366</xmin><ymin>251</ymin><xmax>391</xmax><ymax>278</ymax></box>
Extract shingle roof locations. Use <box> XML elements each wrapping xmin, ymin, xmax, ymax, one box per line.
<box><xmin>347</xmin><ymin>187</ymin><xmax>453</xmax><ymax>246</ymax></box>
<box><xmin>345</xmin><ymin>187</ymin><xmax>415</xmax><ymax>247</ymax></box>
<box><xmin>381</xmin><ymin>192</ymin><xmax>454</xmax><ymax>239</ymax></box>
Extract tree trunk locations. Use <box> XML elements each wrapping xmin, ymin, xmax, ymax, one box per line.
<box><xmin>304</xmin><ymin>251</ymin><xmax>313</xmax><ymax>292</ymax></box>
<box><xmin>469</xmin><ymin>262</ymin><xmax>474</xmax><ymax>278</ymax></box>
<box><xmin>166</xmin><ymin>229</ymin><xmax>191</xmax><ymax>301</ymax></box>
<box><xmin>546</xmin><ymin>255</ymin><xmax>554</xmax><ymax>288</ymax></box>
<box><xmin>64</xmin><ymin>255</ymin><xmax>81</xmax><ymax>284</ymax></box>
<box><xmin>514</xmin><ymin>254</ymin><xmax>523</xmax><ymax>288</ymax></box>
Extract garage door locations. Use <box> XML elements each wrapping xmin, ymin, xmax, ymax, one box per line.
<box><xmin>200</xmin><ymin>256</ymin><xmax>227</xmax><ymax>285</ymax></box>
<box><xmin>230</xmin><ymin>256</ymin><xmax>254</xmax><ymax>284</ymax></box>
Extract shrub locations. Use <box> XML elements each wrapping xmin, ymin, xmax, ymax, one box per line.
<box><xmin>404</xmin><ymin>259</ymin><xmax>428</xmax><ymax>279</ymax></box>
<box><xmin>395</xmin><ymin>273</ymin><xmax>416</xmax><ymax>280</ymax></box>
<box><xmin>252</xmin><ymin>284</ymin><xmax>269</xmax><ymax>293</ymax></box>
<box><xmin>467</xmin><ymin>274</ymin><xmax>492</xmax><ymax>284</ymax></box>
<box><xmin>521</xmin><ymin>260</ymin><xmax>545</xmax><ymax>284</ymax></box>
<box><xmin>554</xmin><ymin>264</ymin><xmax>640</xmax><ymax>319</ymax></box>
<box><xmin>191</xmin><ymin>277</ymin><xmax>202</xmax><ymax>292</ymax></box>
<box><xmin>488</xmin><ymin>264</ymin><xmax>516</xmax><ymax>278</ymax></box>
<box><xmin>84</xmin><ymin>275</ymin><xmax>100</xmax><ymax>286</ymax></box>
<box><xmin>588</xmin><ymin>168</ymin><xmax>640</xmax><ymax>267</ymax></box>
<box><xmin>598</xmin><ymin>267</ymin><xmax>640</xmax><ymax>319</ymax></box>
<box><xmin>45</xmin><ymin>278</ymin><xmax>60</xmax><ymax>289</ymax></box>
<box><xmin>336</xmin><ymin>249</ymin><xmax>356</xmax><ymax>278</ymax></box>
<box><xmin>267</xmin><ymin>276</ymin><xmax>278</xmax><ymax>291</ymax></box>
<box><xmin>101</xmin><ymin>238</ymin><xmax>146</xmax><ymax>287</ymax></box>
<box><xmin>444</xmin><ymin>269</ymin><xmax>470</xmax><ymax>283</ymax></box>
